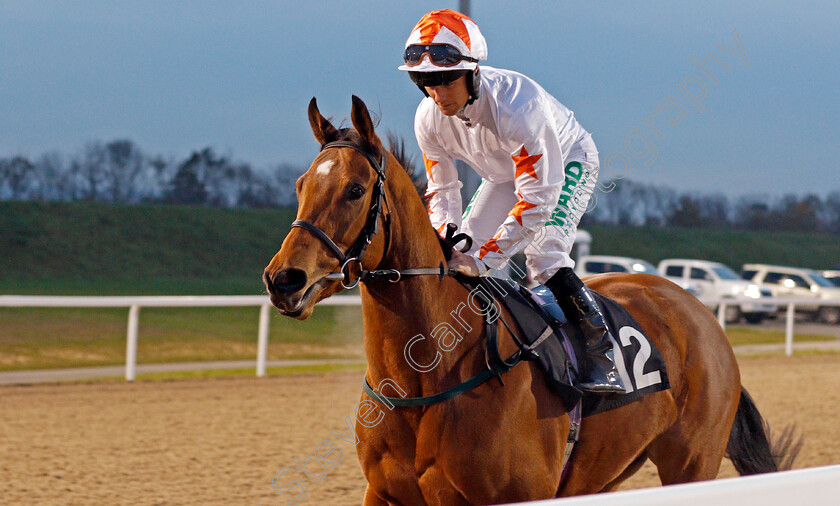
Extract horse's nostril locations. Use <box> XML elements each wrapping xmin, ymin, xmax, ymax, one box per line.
<box><xmin>271</xmin><ymin>268</ymin><xmax>308</xmax><ymax>295</ymax></box>
<box><xmin>263</xmin><ymin>270</ymin><xmax>275</xmax><ymax>292</ymax></box>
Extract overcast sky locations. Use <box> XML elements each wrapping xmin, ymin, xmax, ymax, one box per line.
<box><xmin>1</xmin><ymin>1</ymin><xmax>838</xmax><ymax>197</ymax></box>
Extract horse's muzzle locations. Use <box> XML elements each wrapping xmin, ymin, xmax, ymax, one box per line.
<box><xmin>264</xmin><ymin>267</ymin><xmax>308</xmax><ymax>311</ymax></box>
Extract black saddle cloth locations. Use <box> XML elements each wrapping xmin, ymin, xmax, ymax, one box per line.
<box><xmin>468</xmin><ymin>275</ymin><xmax>670</xmax><ymax>418</ymax></box>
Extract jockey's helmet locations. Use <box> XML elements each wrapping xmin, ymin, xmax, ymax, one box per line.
<box><xmin>398</xmin><ymin>9</ymin><xmax>487</xmax><ymax>103</ymax></box>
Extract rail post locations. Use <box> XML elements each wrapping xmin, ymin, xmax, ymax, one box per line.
<box><xmin>785</xmin><ymin>303</ymin><xmax>795</xmax><ymax>357</ymax></box>
<box><xmin>126</xmin><ymin>304</ymin><xmax>141</xmax><ymax>381</ymax></box>
<box><xmin>717</xmin><ymin>302</ymin><xmax>727</xmax><ymax>331</ymax></box>
<box><xmin>257</xmin><ymin>303</ymin><xmax>271</xmax><ymax>377</ymax></box>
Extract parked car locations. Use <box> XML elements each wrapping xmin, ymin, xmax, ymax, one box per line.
<box><xmin>658</xmin><ymin>259</ymin><xmax>776</xmax><ymax>323</ymax></box>
<box><xmin>577</xmin><ymin>255</ymin><xmax>699</xmax><ymax>297</ymax></box>
<box><xmin>576</xmin><ymin>255</ymin><xmax>659</xmax><ymax>277</ymax></box>
<box><xmin>742</xmin><ymin>264</ymin><xmax>840</xmax><ymax>324</ymax></box>
<box><xmin>822</xmin><ymin>270</ymin><xmax>840</xmax><ymax>288</ymax></box>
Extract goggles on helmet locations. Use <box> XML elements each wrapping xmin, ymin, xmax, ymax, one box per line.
<box><xmin>408</xmin><ymin>69</ymin><xmax>470</xmax><ymax>88</ymax></box>
<box><xmin>403</xmin><ymin>44</ymin><xmax>479</xmax><ymax>68</ymax></box>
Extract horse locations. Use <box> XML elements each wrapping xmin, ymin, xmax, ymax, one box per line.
<box><xmin>263</xmin><ymin>96</ymin><xmax>798</xmax><ymax>505</ymax></box>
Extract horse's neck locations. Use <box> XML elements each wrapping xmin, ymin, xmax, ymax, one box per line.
<box><xmin>360</xmin><ymin>276</ymin><xmax>484</xmax><ymax>397</ymax></box>
<box><xmin>359</xmin><ymin>166</ymin><xmax>486</xmax><ymax>395</ymax></box>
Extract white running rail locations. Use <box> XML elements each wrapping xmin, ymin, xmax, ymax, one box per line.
<box><xmin>1</xmin><ymin>294</ymin><xmax>837</xmax><ymax>380</ymax></box>
<box><xmin>702</xmin><ymin>296</ymin><xmax>840</xmax><ymax>356</ymax></box>
<box><xmin>0</xmin><ymin>295</ymin><xmax>361</xmax><ymax>381</ymax></box>
<box><xmin>501</xmin><ymin>464</ymin><xmax>840</xmax><ymax>506</ymax></box>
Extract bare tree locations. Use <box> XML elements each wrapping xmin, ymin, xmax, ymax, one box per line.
<box><xmin>145</xmin><ymin>155</ymin><xmax>172</xmax><ymax>202</ymax></box>
<box><xmin>30</xmin><ymin>151</ymin><xmax>67</xmax><ymax>200</ymax></box>
<box><xmin>0</xmin><ymin>156</ymin><xmax>36</xmax><ymax>199</ymax></box>
<box><xmin>272</xmin><ymin>163</ymin><xmax>306</xmax><ymax>207</ymax></box>
<box><xmin>103</xmin><ymin>140</ymin><xmax>145</xmax><ymax>204</ymax></box>
<box><xmin>776</xmin><ymin>193</ymin><xmax>821</xmax><ymax>232</ymax></box>
<box><xmin>699</xmin><ymin>193</ymin><xmax>730</xmax><ymax>225</ymax></box>
<box><xmin>734</xmin><ymin>194</ymin><xmax>774</xmax><ymax>231</ymax></box>
<box><xmin>163</xmin><ymin>153</ymin><xmax>209</xmax><ymax>205</ymax></box>
<box><xmin>74</xmin><ymin>142</ymin><xmax>107</xmax><ymax>201</ymax></box>
<box><xmin>237</xmin><ymin>168</ymin><xmax>278</xmax><ymax>208</ymax></box>
<box><xmin>824</xmin><ymin>191</ymin><xmax>840</xmax><ymax>234</ymax></box>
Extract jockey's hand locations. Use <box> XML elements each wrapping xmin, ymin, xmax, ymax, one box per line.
<box><xmin>448</xmin><ymin>250</ymin><xmax>488</xmax><ymax>277</ymax></box>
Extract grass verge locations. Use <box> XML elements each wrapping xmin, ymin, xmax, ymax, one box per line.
<box><xmin>135</xmin><ymin>362</ymin><xmax>368</xmax><ymax>381</ymax></box>
<box><xmin>2</xmin><ymin>305</ymin><xmax>836</xmax><ymax>372</ymax></box>
<box><xmin>0</xmin><ymin>305</ymin><xmax>364</xmax><ymax>371</ymax></box>
<box><xmin>725</xmin><ymin>326</ymin><xmax>836</xmax><ymax>346</ymax></box>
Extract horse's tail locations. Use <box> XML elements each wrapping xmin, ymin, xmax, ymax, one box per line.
<box><xmin>725</xmin><ymin>386</ymin><xmax>802</xmax><ymax>475</ymax></box>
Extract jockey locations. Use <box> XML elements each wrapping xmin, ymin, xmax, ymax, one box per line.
<box><xmin>399</xmin><ymin>9</ymin><xmax>626</xmax><ymax>394</ymax></box>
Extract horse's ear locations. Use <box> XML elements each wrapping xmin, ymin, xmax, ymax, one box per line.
<box><xmin>308</xmin><ymin>97</ymin><xmax>339</xmax><ymax>146</ymax></box>
<box><xmin>350</xmin><ymin>95</ymin><xmax>379</xmax><ymax>147</ymax></box>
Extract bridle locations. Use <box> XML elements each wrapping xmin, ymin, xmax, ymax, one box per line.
<box><xmin>290</xmin><ymin>140</ymin><xmax>446</xmax><ymax>289</ymax></box>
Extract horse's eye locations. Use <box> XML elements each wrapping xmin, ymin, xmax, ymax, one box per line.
<box><xmin>347</xmin><ymin>183</ymin><xmax>366</xmax><ymax>201</ymax></box>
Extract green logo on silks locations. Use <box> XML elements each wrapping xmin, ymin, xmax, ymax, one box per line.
<box><xmin>546</xmin><ymin>161</ymin><xmax>591</xmax><ymax>229</ymax></box>
<box><xmin>462</xmin><ymin>180</ymin><xmax>486</xmax><ymax>222</ymax></box>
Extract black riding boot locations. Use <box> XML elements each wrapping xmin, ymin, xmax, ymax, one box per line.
<box><xmin>545</xmin><ymin>267</ymin><xmax>627</xmax><ymax>394</ymax></box>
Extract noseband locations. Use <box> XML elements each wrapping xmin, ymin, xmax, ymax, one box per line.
<box><xmin>291</xmin><ymin>140</ymin><xmax>446</xmax><ymax>289</ymax></box>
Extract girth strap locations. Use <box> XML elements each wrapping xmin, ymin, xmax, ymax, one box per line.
<box><xmin>362</xmin><ymin>369</ymin><xmax>495</xmax><ymax>407</ymax></box>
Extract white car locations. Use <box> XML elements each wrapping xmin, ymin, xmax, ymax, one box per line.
<box><xmin>822</xmin><ymin>270</ymin><xmax>840</xmax><ymax>288</ymax></box>
<box><xmin>576</xmin><ymin>255</ymin><xmax>700</xmax><ymax>297</ymax></box>
<box><xmin>743</xmin><ymin>264</ymin><xmax>840</xmax><ymax>324</ymax></box>
<box><xmin>576</xmin><ymin>255</ymin><xmax>659</xmax><ymax>278</ymax></box>
<box><xmin>658</xmin><ymin>259</ymin><xmax>776</xmax><ymax>324</ymax></box>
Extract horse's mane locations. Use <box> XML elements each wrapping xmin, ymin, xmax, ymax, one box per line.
<box><xmin>331</xmin><ymin>127</ymin><xmax>426</xmax><ymax>198</ymax></box>
<box><xmin>385</xmin><ymin>133</ymin><xmax>426</xmax><ymax>198</ymax></box>
<box><xmin>383</xmin><ymin>134</ymin><xmax>455</xmax><ymax>259</ymax></box>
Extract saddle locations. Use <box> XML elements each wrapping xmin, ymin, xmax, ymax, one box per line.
<box><xmin>460</xmin><ymin>274</ymin><xmax>670</xmax><ymax>418</ymax></box>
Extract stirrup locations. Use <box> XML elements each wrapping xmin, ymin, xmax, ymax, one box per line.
<box><xmin>578</xmin><ymin>378</ymin><xmax>626</xmax><ymax>394</ymax></box>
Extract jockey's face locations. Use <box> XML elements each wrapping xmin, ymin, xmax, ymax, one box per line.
<box><xmin>425</xmin><ymin>75</ymin><xmax>470</xmax><ymax>116</ymax></box>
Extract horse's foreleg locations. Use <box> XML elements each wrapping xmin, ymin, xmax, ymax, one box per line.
<box><xmin>363</xmin><ymin>484</ymin><xmax>390</xmax><ymax>506</ymax></box>
<box><xmin>417</xmin><ymin>466</ymin><xmax>471</xmax><ymax>506</ymax></box>
<box><xmin>599</xmin><ymin>452</ymin><xmax>649</xmax><ymax>492</ymax></box>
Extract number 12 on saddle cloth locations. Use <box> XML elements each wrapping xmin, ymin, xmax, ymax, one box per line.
<box><xmin>479</xmin><ymin>277</ymin><xmax>670</xmax><ymax>418</ymax></box>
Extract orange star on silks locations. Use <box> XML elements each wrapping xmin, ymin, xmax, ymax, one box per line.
<box><xmin>512</xmin><ymin>146</ymin><xmax>542</xmax><ymax>180</ymax></box>
<box><xmin>509</xmin><ymin>198</ymin><xmax>538</xmax><ymax>226</ymax></box>
<box><xmin>423</xmin><ymin>153</ymin><xmax>438</xmax><ymax>183</ymax></box>
<box><xmin>479</xmin><ymin>231</ymin><xmax>503</xmax><ymax>260</ymax></box>
<box><xmin>415</xmin><ymin>10</ymin><xmax>474</xmax><ymax>48</ymax></box>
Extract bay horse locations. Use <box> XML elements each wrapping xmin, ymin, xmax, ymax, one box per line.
<box><xmin>264</xmin><ymin>96</ymin><xmax>798</xmax><ymax>505</ymax></box>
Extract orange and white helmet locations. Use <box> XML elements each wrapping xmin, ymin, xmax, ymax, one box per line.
<box><xmin>398</xmin><ymin>9</ymin><xmax>488</xmax><ymax>73</ymax></box>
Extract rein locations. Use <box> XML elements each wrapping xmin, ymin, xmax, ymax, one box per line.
<box><xmin>290</xmin><ymin>140</ymin><xmax>446</xmax><ymax>289</ymax></box>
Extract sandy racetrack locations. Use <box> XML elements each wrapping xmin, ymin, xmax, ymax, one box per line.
<box><xmin>2</xmin><ymin>354</ymin><xmax>839</xmax><ymax>505</ymax></box>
